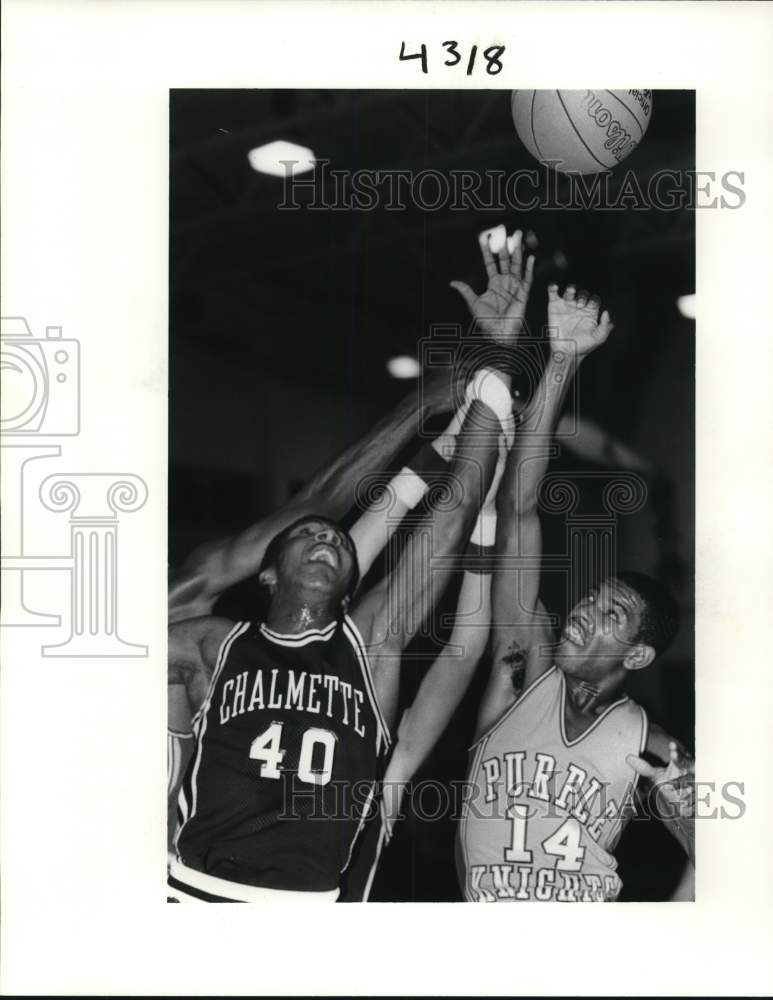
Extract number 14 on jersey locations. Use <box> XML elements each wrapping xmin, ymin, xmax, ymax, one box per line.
<box><xmin>506</xmin><ymin>805</ymin><xmax>587</xmax><ymax>871</ymax></box>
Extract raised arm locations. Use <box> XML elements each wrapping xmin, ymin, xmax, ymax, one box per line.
<box><xmin>478</xmin><ymin>285</ymin><xmax>614</xmax><ymax>735</ymax></box>
<box><xmin>381</xmin><ymin>439</ymin><xmax>508</xmax><ymax>832</ymax></box>
<box><xmin>169</xmin><ymin>375</ymin><xmax>459</xmax><ymax>622</ymax></box>
<box><xmin>352</xmin><ymin>223</ymin><xmax>535</xmax><ymax>581</ymax></box>
<box><xmin>351</xmin><ymin>398</ymin><xmax>503</xmax><ymax>727</ymax></box>
<box><xmin>348</xmin><ymin>414</ymin><xmax>463</xmax><ymax>580</ymax></box>
<box><xmin>351</xmin><ymin>227</ymin><xmax>534</xmax><ymax>726</ymax></box>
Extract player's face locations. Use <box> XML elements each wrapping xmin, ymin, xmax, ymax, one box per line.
<box><xmin>553</xmin><ymin>578</ymin><xmax>644</xmax><ymax>679</ymax></box>
<box><xmin>274</xmin><ymin>518</ymin><xmax>357</xmax><ymax>599</ymax></box>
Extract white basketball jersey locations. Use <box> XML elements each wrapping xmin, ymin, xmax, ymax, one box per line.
<box><xmin>459</xmin><ymin>666</ymin><xmax>648</xmax><ymax>902</ymax></box>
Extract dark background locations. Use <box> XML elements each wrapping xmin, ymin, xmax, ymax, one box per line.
<box><xmin>170</xmin><ymin>89</ymin><xmax>695</xmax><ymax>901</ymax></box>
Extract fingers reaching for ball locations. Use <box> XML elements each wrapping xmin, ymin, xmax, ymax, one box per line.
<box><xmin>476</xmin><ymin>225</ymin><xmax>535</xmax><ymax>281</ymax></box>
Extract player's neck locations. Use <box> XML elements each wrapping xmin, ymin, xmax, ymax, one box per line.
<box><xmin>265</xmin><ymin>592</ymin><xmax>340</xmax><ymax>635</ymax></box>
<box><xmin>564</xmin><ymin>670</ymin><xmax>626</xmax><ymax>714</ymax></box>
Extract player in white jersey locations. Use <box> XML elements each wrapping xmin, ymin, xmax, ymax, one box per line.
<box><xmin>384</xmin><ymin>228</ymin><xmax>694</xmax><ymax>901</ymax></box>
<box><xmin>461</xmin><ymin>662</ymin><xmax>647</xmax><ymax>901</ymax></box>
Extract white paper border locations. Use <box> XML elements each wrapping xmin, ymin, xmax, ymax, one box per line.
<box><xmin>2</xmin><ymin>1</ymin><xmax>773</xmax><ymax>995</ymax></box>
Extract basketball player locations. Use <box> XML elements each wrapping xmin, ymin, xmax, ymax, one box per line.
<box><xmin>167</xmin><ymin>360</ymin><xmax>515</xmax><ymax>901</ymax></box>
<box><xmin>165</xmin><ymin>365</ymin><xmax>472</xmax><ymax>852</ymax></box>
<box><xmin>460</xmin><ymin>280</ymin><xmax>694</xmax><ymax>903</ymax></box>
<box><xmin>383</xmin><ymin>233</ymin><xmax>694</xmax><ymax>901</ymax></box>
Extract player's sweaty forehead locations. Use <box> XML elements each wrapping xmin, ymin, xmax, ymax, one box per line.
<box><xmin>576</xmin><ymin>579</ymin><xmax>642</xmax><ymax>614</ymax></box>
<box><xmin>604</xmin><ymin>577</ymin><xmax>642</xmax><ymax>611</ymax></box>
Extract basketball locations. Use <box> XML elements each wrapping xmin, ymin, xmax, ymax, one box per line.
<box><xmin>511</xmin><ymin>90</ymin><xmax>652</xmax><ymax>174</ymax></box>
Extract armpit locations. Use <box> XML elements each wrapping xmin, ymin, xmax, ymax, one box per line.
<box><xmin>500</xmin><ymin>642</ymin><xmax>527</xmax><ymax>697</ymax></box>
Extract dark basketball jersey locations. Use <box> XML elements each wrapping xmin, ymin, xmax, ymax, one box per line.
<box><xmin>174</xmin><ymin>616</ymin><xmax>390</xmax><ymax>893</ymax></box>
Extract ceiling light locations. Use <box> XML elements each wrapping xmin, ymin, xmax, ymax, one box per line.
<box><xmin>677</xmin><ymin>294</ymin><xmax>695</xmax><ymax>320</ymax></box>
<box><xmin>386</xmin><ymin>356</ymin><xmax>421</xmax><ymax>379</ymax></box>
<box><xmin>247</xmin><ymin>141</ymin><xmax>315</xmax><ymax>177</ymax></box>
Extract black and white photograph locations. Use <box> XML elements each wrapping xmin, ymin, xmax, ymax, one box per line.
<box><xmin>2</xmin><ymin>2</ymin><xmax>773</xmax><ymax>995</ymax></box>
<box><xmin>167</xmin><ymin>88</ymin><xmax>698</xmax><ymax>905</ymax></box>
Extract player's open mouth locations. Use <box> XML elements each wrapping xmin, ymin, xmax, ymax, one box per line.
<box><xmin>563</xmin><ymin>617</ymin><xmax>588</xmax><ymax>647</ymax></box>
<box><xmin>307</xmin><ymin>543</ymin><xmax>339</xmax><ymax>569</ymax></box>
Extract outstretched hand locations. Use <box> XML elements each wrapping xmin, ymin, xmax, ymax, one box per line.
<box><xmin>627</xmin><ymin>741</ymin><xmax>695</xmax><ymax>819</ymax></box>
<box><xmin>450</xmin><ymin>226</ymin><xmax>535</xmax><ymax>348</ymax></box>
<box><xmin>547</xmin><ymin>284</ymin><xmax>613</xmax><ymax>359</ymax></box>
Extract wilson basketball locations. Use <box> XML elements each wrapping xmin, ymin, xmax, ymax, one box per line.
<box><xmin>511</xmin><ymin>90</ymin><xmax>652</xmax><ymax>174</ymax></box>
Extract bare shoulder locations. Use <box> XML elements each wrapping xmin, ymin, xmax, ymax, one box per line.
<box><xmin>169</xmin><ymin>615</ymin><xmax>235</xmax><ymax>675</ymax></box>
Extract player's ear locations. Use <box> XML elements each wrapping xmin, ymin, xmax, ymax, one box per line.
<box><xmin>258</xmin><ymin>566</ymin><xmax>277</xmax><ymax>591</ymax></box>
<box><xmin>341</xmin><ymin>595</ymin><xmax>351</xmax><ymax>614</ymax></box>
<box><xmin>623</xmin><ymin>643</ymin><xmax>655</xmax><ymax>672</ymax></box>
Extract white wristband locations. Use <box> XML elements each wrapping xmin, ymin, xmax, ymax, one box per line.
<box><xmin>391</xmin><ymin>468</ymin><xmax>428</xmax><ymax>509</ymax></box>
<box><xmin>470</xmin><ymin>508</ymin><xmax>497</xmax><ymax>546</ymax></box>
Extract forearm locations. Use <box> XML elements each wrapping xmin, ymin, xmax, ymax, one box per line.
<box><xmin>292</xmin><ymin>390</ymin><xmax>425</xmax><ymax>512</ymax></box>
<box><xmin>170</xmin><ymin>390</ymin><xmax>430</xmax><ymax>617</ymax></box>
<box><xmin>386</xmin><ymin>569</ymin><xmax>491</xmax><ymax>783</ymax></box>
<box><xmin>349</xmin><ymin>373</ymin><xmax>512</xmax><ymax>578</ymax></box>
<box><xmin>351</xmin><ymin>368</ymin><xmax>508</xmax><ymax>658</ymax></box>
<box><xmin>401</xmin><ymin>403</ymin><xmax>499</xmax><ymax>637</ymax></box>
<box><xmin>386</xmin><ymin>672</ymin><xmax>469</xmax><ymax>783</ymax></box>
<box><xmin>385</xmin><ymin>662</ymin><xmax>473</xmax><ymax>784</ymax></box>
<box><xmin>433</xmin><ymin>365</ymin><xmax>512</xmax><ymax>460</ymax></box>
<box><xmin>499</xmin><ymin>352</ymin><xmax>580</xmax><ymax>521</ymax></box>
<box><xmin>386</xmin><ymin>429</ymin><xmax>504</xmax><ymax>775</ymax></box>
<box><xmin>349</xmin><ymin>439</ymin><xmax>451</xmax><ymax>578</ymax></box>
<box><xmin>491</xmin><ymin>357</ymin><xmax>571</xmax><ymax>630</ymax></box>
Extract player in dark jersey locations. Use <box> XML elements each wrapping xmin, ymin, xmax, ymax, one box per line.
<box><xmin>166</xmin><ymin>227</ymin><xmax>535</xmax><ymax>901</ymax></box>
<box><xmin>168</xmin><ymin>386</ymin><xmax>515</xmax><ymax>901</ymax></box>
<box><xmin>165</xmin><ymin>362</ymin><xmax>475</xmax><ymax>842</ymax></box>
<box><xmin>169</xmin><ymin>516</ymin><xmax>386</xmax><ymax>900</ymax></box>
<box><xmin>165</xmin><ymin>362</ymin><xmax>482</xmax><ymax>861</ymax></box>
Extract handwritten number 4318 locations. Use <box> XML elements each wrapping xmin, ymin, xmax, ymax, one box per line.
<box><xmin>400</xmin><ymin>41</ymin><xmax>505</xmax><ymax>75</ymax></box>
